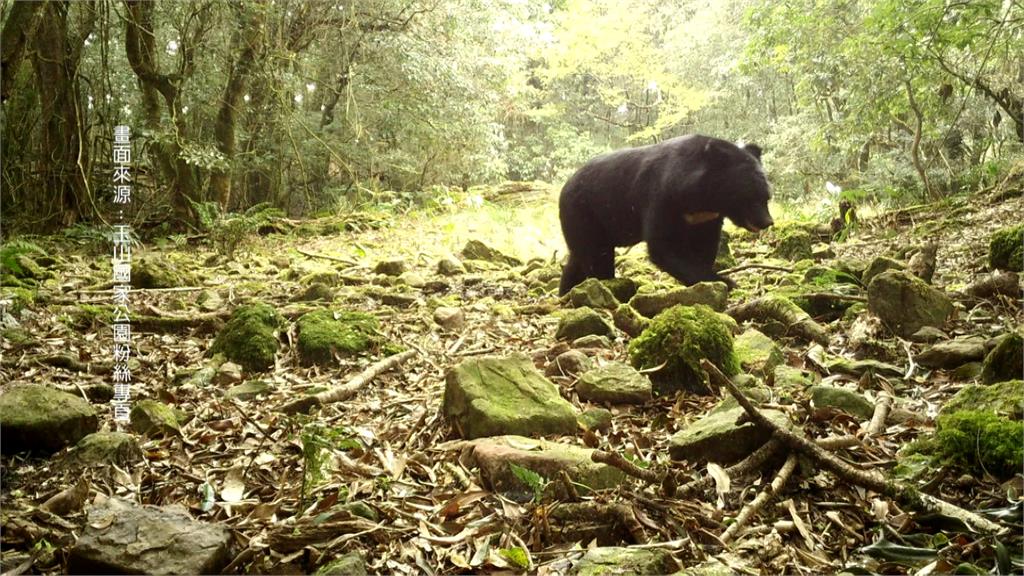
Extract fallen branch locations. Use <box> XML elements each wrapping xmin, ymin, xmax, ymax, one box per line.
<box><xmin>720</xmin><ymin>454</ymin><xmax>798</xmax><ymax>544</ymax></box>
<box><xmin>718</xmin><ymin>263</ymin><xmax>794</xmax><ymax>275</ymax></box>
<box><xmin>675</xmin><ymin>438</ymin><xmax>782</xmax><ymax>498</ymax></box>
<box><xmin>701</xmin><ymin>359</ymin><xmax>1006</xmax><ymax>535</ymax></box>
<box><xmin>727</xmin><ymin>295</ymin><xmax>829</xmax><ymax>345</ymax></box>
<box><xmin>279</xmin><ymin>349</ymin><xmax>417</xmax><ymax>414</ymax></box>
<box><xmin>296</xmin><ymin>247</ymin><xmax>359</xmax><ymax>266</ymax></box>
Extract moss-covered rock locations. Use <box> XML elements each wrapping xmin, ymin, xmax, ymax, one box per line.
<box><xmin>940</xmin><ymin>380</ymin><xmax>1023</xmax><ymax>419</ymax></box>
<box><xmin>809</xmin><ymin>385</ymin><xmax>873</xmax><ymax>419</ymax></box>
<box><xmin>628</xmin><ymin>304</ymin><xmax>739</xmax><ymax>395</ymax></box>
<box><xmin>472</xmin><ymin>435</ymin><xmax>626</xmax><ymax>502</ymax></box>
<box><xmin>601</xmin><ymin>277</ymin><xmax>641</xmax><ymax>302</ymax></box>
<box><xmin>461</xmin><ymin>240</ymin><xmax>521</xmax><ymax>266</ymax></box>
<box><xmin>628</xmin><ymin>281</ymin><xmax>729</xmax><ymax>317</ymax></box>
<box><xmin>933</xmin><ymin>410</ymin><xmax>1023</xmax><ymax>478</ymax></box>
<box><xmin>867</xmin><ymin>270</ymin><xmax>953</xmax><ymax>337</ymax></box>
<box><xmin>669</xmin><ymin>405</ymin><xmax>790</xmax><ymax>464</ymax></box>
<box><xmin>373</xmin><ymin>258</ymin><xmax>406</xmax><ymax>276</ymax></box>
<box><xmin>569</xmin><ymin>546</ymin><xmax>679</xmax><ymax>576</ymax></box>
<box><xmin>443</xmin><ymin>354</ymin><xmax>577</xmax><ymax>439</ymax></box>
<box><xmin>988</xmin><ymin>224</ymin><xmax>1023</xmax><ymax>272</ymax></box>
<box><xmin>292</xmin><ymin>282</ymin><xmax>334</xmax><ymax>302</ymax></box>
<box><xmin>612</xmin><ymin>303</ymin><xmax>649</xmax><ymax>337</ymax></box>
<box><xmin>130</xmin><ymin>400</ymin><xmax>181</xmax><ymax>438</ymax></box>
<box><xmin>64</xmin><ymin>431</ymin><xmax>144</xmax><ymax>468</ymax></box>
<box><xmin>545</xmin><ymin>350</ymin><xmax>594</xmax><ymax>378</ymax></box>
<box><xmin>578</xmin><ymin>407</ymin><xmax>613</xmax><ymax>432</ymax></box>
<box><xmin>132</xmin><ymin>255</ymin><xmax>186</xmax><ymax>289</ymax></box>
<box><xmin>576</xmin><ymin>362</ymin><xmax>653</xmax><ymax>404</ymax></box>
<box><xmin>980</xmin><ymin>331</ymin><xmax>1023</xmax><ymax>384</ymax></box>
<box><xmin>862</xmin><ymin>256</ymin><xmax>904</xmax><ymax>286</ymax></box>
<box><xmin>297</xmin><ymin>310</ymin><xmax>381</xmax><ymax>365</ymax></box>
<box><xmin>772</xmin><ymin>228</ymin><xmax>813</xmax><ymax>261</ymax></box>
<box><xmin>734</xmin><ymin>328</ymin><xmax>783</xmax><ymax>379</ymax></box>
<box><xmin>555</xmin><ymin>307</ymin><xmax>614</xmax><ymax>341</ymax></box>
<box><xmin>566</xmin><ymin>278</ymin><xmax>619</xmax><ymax>310</ymax></box>
<box><xmin>316</xmin><ymin>553</ymin><xmax>367</xmax><ymax>576</ymax></box>
<box><xmin>210</xmin><ymin>303</ymin><xmax>283</xmax><ymax>372</ymax></box>
<box><xmin>0</xmin><ymin>385</ymin><xmax>99</xmax><ymax>454</ymax></box>
<box><xmin>917</xmin><ymin>337</ymin><xmax>987</xmax><ymax>369</ymax></box>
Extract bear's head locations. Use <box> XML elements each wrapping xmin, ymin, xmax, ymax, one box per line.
<box><xmin>702</xmin><ymin>140</ymin><xmax>774</xmax><ymax>233</ymax></box>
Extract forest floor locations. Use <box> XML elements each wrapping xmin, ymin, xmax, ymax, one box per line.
<box><xmin>1</xmin><ymin>177</ymin><xmax>1022</xmax><ymax>575</ymax></box>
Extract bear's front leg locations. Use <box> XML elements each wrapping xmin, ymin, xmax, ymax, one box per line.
<box><xmin>646</xmin><ymin>219</ymin><xmax>735</xmax><ymax>288</ymax></box>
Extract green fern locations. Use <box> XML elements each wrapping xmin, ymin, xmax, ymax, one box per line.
<box><xmin>0</xmin><ymin>241</ymin><xmax>45</xmax><ymax>277</ymax></box>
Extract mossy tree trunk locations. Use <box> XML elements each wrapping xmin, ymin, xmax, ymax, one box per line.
<box><xmin>123</xmin><ymin>0</ymin><xmax>208</xmax><ymax>225</ymax></box>
<box><xmin>210</xmin><ymin>3</ymin><xmax>265</xmax><ymax>211</ymax></box>
<box><xmin>0</xmin><ymin>1</ymin><xmax>44</xmax><ymax>103</ymax></box>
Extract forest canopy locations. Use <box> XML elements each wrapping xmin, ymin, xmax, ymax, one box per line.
<box><xmin>1</xmin><ymin>0</ymin><xmax>1021</xmax><ymax>230</ymax></box>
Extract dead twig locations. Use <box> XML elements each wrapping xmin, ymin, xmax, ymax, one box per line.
<box><xmin>279</xmin><ymin>349</ymin><xmax>417</xmax><ymax>414</ymax></box>
<box><xmin>720</xmin><ymin>454</ymin><xmax>798</xmax><ymax>544</ymax></box>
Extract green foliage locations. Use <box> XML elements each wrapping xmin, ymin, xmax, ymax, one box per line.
<box><xmin>499</xmin><ymin>547</ymin><xmax>531</xmax><ymax>570</ymax></box>
<box><xmin>509</xmin><ymin>462</ymin><xmax>546</xmax><ymax>503</ymax></box>
<box><xmin>0</xmin><ymin>241</ymin><xmax>45</xmax><ymax>277</ymax></box>
<box><xmin>192</xmin><ymin>200</ymin><xmax>284</xmax><ymax>257</ymax></box>
<box><xmin>300</xmin><ymin>423</ymin><xmax>354</xmax><ymax>509</ymax></box>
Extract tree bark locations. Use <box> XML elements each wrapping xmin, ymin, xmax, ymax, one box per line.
<box><xmin>31</xmin><ymin>1</ymin><xmax>96</xmax><ymax>227</ymax></box>
<box><xmin>210</xmin><ymin>3</ymin><xmax>264</xmax><ymax>210</ymax></box>
<box><xmin>0</xmin><ymin>0</ymin><xmax>44</xmax><ymax>103</ymax></box>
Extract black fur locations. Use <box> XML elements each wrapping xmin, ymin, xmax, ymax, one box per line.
<box><xmin>558</xmin><ymin>135</ymin><xmax>773</xmax><ymax>295</ymax></box>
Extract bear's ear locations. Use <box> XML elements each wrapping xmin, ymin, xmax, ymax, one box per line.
<box><xmin>743</xmin><ymin>144</ymin><xmax>763</xmax><ymax>161</ymax></box>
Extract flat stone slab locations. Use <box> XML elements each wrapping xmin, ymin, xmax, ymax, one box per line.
<box><xmin>569</xmin><ymin>546</ymin><xmax>679</xmax><ymax>575</ymax></box>
<box><xmin>669</xmin><ymin>405</ymin><xmax>791</xmax><ymax>464</ymax></box>
<box><xmin>68</xmin><ymin>497</ymin><xmax>231</xmax><ymax>575</ymax></box>
<box><xmin>471</xmin><ymin>436</ymin><xmax>626</xmax><ymax>502</ymax></box>
<box><xmin>917</xmin><ymin>337</ymin><xmax>987</xmax><ymax>369</ymax></box>
<box><xmin>443</xmin><ymin>353</ymin><xmax>577</xmax><ymax>439</ymax></box>
<box><xmin>576</xmin><ymin>362</ymin><xmax>652</xmax><ymax>405</ymax></box>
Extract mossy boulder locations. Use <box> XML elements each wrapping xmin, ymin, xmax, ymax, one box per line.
<box><xmin>132</xmin><ymin>255</ymin><xmax>186</xmax><ymax>289</ymax></box>
<box><xmin>933</xmin><ymin>410</ymin><xmax>1023</xmax><ymax>478</ymax></box>
<box><xmin>569</xmin><ymin>547</ymin><xmax>679</xmax><ymax>576</ymax></box>
<box><xmin>669</xmin><ymin>405</ymin><xmax>790</xmax><ymax>464</ymax></box>
<box><xmin>612</xmin><ymin>303</ymin><xmax>649</xmax><ymax>337</ymax></box>
<box><xmin>772</xmin><ymin>228</ymin><xmax>813</xmax><ymax>261</ymax></box>
<box><xmin>443</xmin><ymin>354</ymin><xmax>577</xmax><ymax>439</ymax></box>
<box><xmin>734</xmin><ymin>328</ymin><xmax>783</xmax><ymax>379</ymax></box>
<box><xmin>628</xmin><ymin>304</ymin><xmax>739</xmax><ymax>395</ymax></box>
<box><xmin>576</xmin><ymin>362</ymin><xmax>653</xmax><ymax>405</ymax></box>
<box><xmin>292</xmin><ymin>282</ymin><xmax>334</xmax><ymax>302</ymax></box>
<box><xmin>373</xmin><ymin>258</ymin><xmax>406</xmax><ymax>276</ymax></box>
<box><xmin>940</xmin><ymin>380</ymin><xmax>1023</xmax><ymax>419</ymax></box>
<box><xmin>988</xmin><ymin>225</ymin><xmax>1023</xmax><ymax>272</ymax></box>
<box><xmin>210</xmin><ymin>303</ymin><xmax>283</xmax><ymax>372</ymax></box>
<box><xmin>980</xmin><ymin>331</ymin><xmax>1023</xmax><ymax>384</ymax></box>
<box><xmin>809</xmin><ymin>385</ymin><xmax>873</xmax><ymax>419</ymax></box>
<box><xmin>601</xmin><ymin>277</ymin><xmax>641</xmax><ymax>302</ymax></box>
<box><xmin>297</xmin><ymin>310</ymin><xmax>381</xmax><ymax>365</ymax></box>
<box><xmin>628</xmin><ymin>281</ymin><xmax>729</xmax><ymax>317</ymax></box>
<box><xmin>471</xmin><ymin>436</ymin><xmax>626</xmax><ymax>502</ymax></box>
<box><xmin>555</xmin><ymin>307</ymin><xmax>614</xmax><ymax>341</ymax></box>
<box><xmin>867</xmin><ymin>271</ymin><xmax>952</xmax><ymax>337</ymax></box>
<box><xmin>64</xmin><ymin>432</ymin><xmax>144</xmax><ymax>468</ymax></box>
<box><xmin>862</xmin><ymin>256</ymin><xmax>904</xmax><ymax>286</ymax></box>
<box><xmin>566</xmin><ymin>278</ymin><xmax>619</xmax><ymax>310</ymax></box>
<box><xmin>0</xmin><ymin>385</ymin><xmax>99</xmax><ymax>454</ymax></box>
<box><xmin>461</xmin><ymin>240</ymin><xmax>521</xmax><ymax>267</ymax></box>
<box><xmin>130</xmin><ymin>400</ymin><xmax>181</xmax><ymax>438</ymax></box>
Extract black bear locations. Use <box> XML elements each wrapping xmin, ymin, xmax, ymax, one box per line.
<box><xmin>558</xmin><ymin>135</ymin><xmax>774</xmax><ymax>295</ymax></box>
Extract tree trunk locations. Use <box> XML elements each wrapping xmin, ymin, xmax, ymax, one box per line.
<box><xmin>903</xmin><ymin>78</ymin><xmax>935</xmax><ymax>199</ymax></box>
<box><xmin>31</xmin><ymin>1</ymin><xmax>96</xmax><ymax>227</ymax></box>
<box><xmin>0</xmin><ymin>1</ymin><xmax>44</xmax><ymax>103</ymax></box>
<box><xmin>123</xmin><ymin>0</ymin><xmax>198</xmax><ymax>224</ymax></box>
<box><xmin>210</xmin><ymin>4</ymin><xmax>264</xmax><ymax>210</ymax></box>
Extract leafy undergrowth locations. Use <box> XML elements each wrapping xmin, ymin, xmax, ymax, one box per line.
<box><xmin>1</xmin><ymin>181</ymin><xmax>1022</xmax><ymax>574</ymax></box>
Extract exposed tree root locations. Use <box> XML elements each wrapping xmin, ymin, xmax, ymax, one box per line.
<box><xmin>727</xmin><ymin>295</ymin><xmax>829</xmax><ymax>345</ymax></box>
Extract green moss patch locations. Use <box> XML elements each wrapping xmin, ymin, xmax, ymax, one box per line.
<box><xmin>297</xmin><ymin>310</ymin><xmax>382</xmax><ymax>365</ymax></box>
<box><xmin>628</xmin><ymin>304</ymin><xmax>739</xmax><ymax>395</ymax></box>
<box><xmin>933</xmin><ymin>410</ymin><xmax>1023</xmax><ymax>479</ymax></box>
<box><xmin>211</xmin><ymin>303</ymin><xmax>284</xmax><ymax>372</ymax></box>
<box><xmin>988</xmin><ymin>225</ymin><xmax>1023</xmax><ymax>272</ymax></box>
